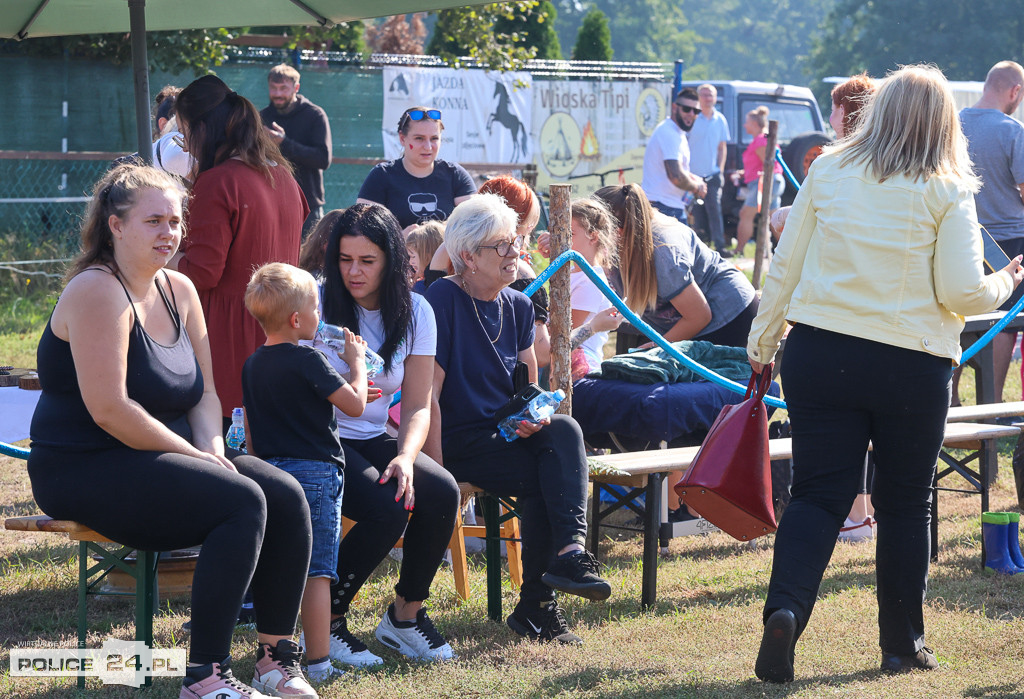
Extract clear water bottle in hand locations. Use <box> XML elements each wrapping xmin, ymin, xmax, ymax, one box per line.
<box><xmin>498</xmin><ymin>389</ymin><xmax>566</xmax><ymax>442</ymax></box>
<box><xmin>316</xmin><ymin>320</ymin><xmax>385</xmax><ymax>378</ymax></box>
<box><xmin>226</xmin><ymin>406</ymin><xmax>246</xmax><ymax>453</ymax></box>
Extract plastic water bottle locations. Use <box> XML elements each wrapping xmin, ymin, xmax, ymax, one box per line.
<box><xmin>316</xmin><ymin>320</ymin><xmax>385</xmax><ymax>378</ymax></box>
<box><xmin>498</xmin><ymin>389</ymin><xmax>566</xmax><ymax>442</ymax></box>
<box><xmin>226</xmin><ymin>407</ymin><xmax>246</xmax><ymax>453</ymax></box>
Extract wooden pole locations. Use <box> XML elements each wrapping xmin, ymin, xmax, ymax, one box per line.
<box><xmin>547</xmin><ymin>183</ymin><xmax>573</xmax><ymax>414</ymax></box>
<box><xmin>752</xmin><ymin>120</ymin><xmax>779</xmax><ymax>290</ymax></box>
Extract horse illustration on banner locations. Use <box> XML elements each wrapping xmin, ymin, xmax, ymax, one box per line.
<box><xmin>488</xmin><ymin>82</ymin><xmax>529</xmax><ymax>161</ymax></box>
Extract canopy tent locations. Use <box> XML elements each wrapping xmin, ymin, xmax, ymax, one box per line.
<box><xmin>2</xmin><ymin>0</ymin><xmax>487</xmax><ymax>158</ymax></box>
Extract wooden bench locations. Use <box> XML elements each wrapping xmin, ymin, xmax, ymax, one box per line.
<box><xmin>587</xmin><ymin>421</ymin><xmax>1019</xmax><ymax>609</ymax></box>
<box><xmin>3</xmin><ymin>514</ymin><xmax>158</xmax><ymax>689</ymax></box>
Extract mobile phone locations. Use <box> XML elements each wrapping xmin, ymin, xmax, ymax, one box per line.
<box><xmin>981</xmin><ymin>226</ymin><xmax>1011</xmax><ymax>273</ymax></box>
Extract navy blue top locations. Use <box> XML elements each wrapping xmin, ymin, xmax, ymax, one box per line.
<box><xmin>425</xmin><ymin>278</ymin><xmax>535</xmax><ymax>444</ymax></box>
<box><xmin>358</xmin><ymin>158</ymin><xmax>476</xmax><ymax>229</ymax></box>
<box><xmin>31</xmin><ymin>271</ymin><xmax>204</xmax><ymax>449</ymax></box>
<box><xmin>242</xmin><ymin>343</ymin><xmax>346</xmax><ymax>468</ymax></box>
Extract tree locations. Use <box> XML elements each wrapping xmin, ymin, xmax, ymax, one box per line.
<box><xmin>576</xmin><ymin>0</ymin><xmax>699</xmax><ymax>64</ymax></box>
<box><xmin>809</xmin><ymin>0</ymin><xmax>1024</xmax><ymax>97</ymax></box>
<box><xmin>366</xmin><ymin>14</ymin><xmax>427</xmax><ymax>55</ymax></box>
<box><xmin>427</xmin><ymin>2</ymin><xmax>545</xmax><ymax>70</ymax></box>
<box><xmin>572</xmin><ymin>8</ymin><xmax>612</xmax><ymax>61</ymax></box>
<box><xmin>287</xmin><ymin>22</ymin><xmax>367</xmax><ymax>54</ymax></box>
<box><xmin>494</xmin><ymin>1</ymin><xmax>563</xmax><ymax>60</ymax></box>
<box><xmin>0</xmin><ymin>29</ymin><xmax>234</xmax><ymax>76</ymax></box>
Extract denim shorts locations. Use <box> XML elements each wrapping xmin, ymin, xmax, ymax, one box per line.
<box><xmin>266</xmin><ymin>458</ymin><xmax>343</xmax><ymax>582</ymax></box>
<box><xmin>743</xmin><ymin>172</ymin><xmax>785</xmax><ymax>209</ymax></box>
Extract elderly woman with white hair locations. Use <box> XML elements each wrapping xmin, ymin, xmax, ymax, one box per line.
<box><xmin>423</xmin><ymin>193</ymin><xmax>611</xmax><ymax>646</ymax></box>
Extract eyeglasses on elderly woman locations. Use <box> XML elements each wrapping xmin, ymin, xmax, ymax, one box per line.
<box><xmin>477</xmin><ymin>235</ymin><xmax>526</xmax><ymax>258</ymax></box>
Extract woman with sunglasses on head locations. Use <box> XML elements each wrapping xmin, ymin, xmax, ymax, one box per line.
<box><xmin>312</xmin><ymin>203</ymin><xmax>460</xmax><ymax>665</ymax></box>
<box><xmin>424</xmin><ymin>194</ymin><xmax>611</xmax><ymax>648</ymax></box>
<box><xmin>170</xmin><ymin>75</ymin><xmax>308</xmax><ymax>427</ymax></box>
<box><xmin>357</xmin><ymin>107</ymin><xmax>476</xmax><ymax>230</ymax></box>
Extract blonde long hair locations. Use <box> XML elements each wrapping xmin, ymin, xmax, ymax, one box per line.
<box><xmin>593</xmin><ymin>184</ymin><xmax>658</xmax><ymax>314</ymax></box>
<box><xmin>829</xmin><ymin>64</ymin><xmax>979</xmax><ymax>189</ymax></box>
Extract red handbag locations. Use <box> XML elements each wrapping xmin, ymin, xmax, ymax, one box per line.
<box><xmin>674</xmin><ymin>366</ymin><xmax>777</xmax><ymax>541</ymax></box>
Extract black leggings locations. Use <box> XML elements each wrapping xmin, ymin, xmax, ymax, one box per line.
<box><xmin>331</xmin><ymin>434</ymin><xmax>459</xmax><ymax>615</ymax></box>
<box><xmin>765</xmin><ymin>325</ymin><xmax>950</xmax><ymax>654</ymax></box>
<box><xmin>696</xmin><ymin>296</ymin><xmax>760</xmax><ymax>348</ymax></box>
<box><xmin>27</xmin><ymin>446</ymin><xmax>312</xmax><ymax>664</ymax></box>
<box><xmin>443</xmin><ymin>415</ymin><xmax>590</xmax><ymax>603</ymax></box>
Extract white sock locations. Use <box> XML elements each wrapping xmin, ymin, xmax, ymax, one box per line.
<box><xmin>307</xmin><ymin>659</ymin><xmax>342</xmax><ymax>682</ymax></box>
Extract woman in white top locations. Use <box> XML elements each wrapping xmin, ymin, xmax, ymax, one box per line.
<box><xmin>568</xmin><ymin>199</ymin><xmax>625</xmax><ymax>374</ymax></box>
<box><xmin>315</xmin><ymin>203</ymin><xmax>459</xmax><ymax>665</ymax></box>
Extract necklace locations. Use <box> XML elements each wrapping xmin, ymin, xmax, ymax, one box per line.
<box><xmin>460</xmin><ymin>276</ymin><xmax>502</xmax><ymax>344</ymax></box>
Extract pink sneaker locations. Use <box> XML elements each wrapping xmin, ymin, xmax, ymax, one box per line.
<box><xmin>180</xmin><ymin>659</ymin><xmax>270</xmax><ymax>699</ymax></box>
<box><xmin>251</xmin><ymin>640</ymin><xmax>318</xmax><ymax>698</ymax></box>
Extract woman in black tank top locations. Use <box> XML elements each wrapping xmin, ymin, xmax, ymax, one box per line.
<box><xmin>27</xmin><ymin>164</ymin><xmax>316</xmax><ymax>697</ymax></box>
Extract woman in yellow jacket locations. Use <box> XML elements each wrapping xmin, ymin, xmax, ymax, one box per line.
<box><xmin>747</xmin><ymin>65</ymin><xmax>1024</xmax><ymax>683</ymax></box>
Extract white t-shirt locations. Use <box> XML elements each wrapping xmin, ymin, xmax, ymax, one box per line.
<box><xmin>642</xmin><ymin>117</ymin><xmax>690</xmax><ymax>209</ymax></box>
<box><xmin>571</xmin><ymin>268</ymin><xmax>613</xmax><ymax>373</ymax></box>
<box><xmin>313</xmin><ymin>293</ymin><xmax>437</xmax><ymax>440</ymax></box>
<box><xmin>152</xmin><ymin>132</ymin><xmax>193</xmax><ymax>179</ymax></box>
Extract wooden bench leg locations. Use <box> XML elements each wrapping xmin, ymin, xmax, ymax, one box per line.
<box><xmin>448</xmin><ymin>509</ymin><xmax>470</xmax><ymax>601</ymax></box>
<box><xmin>588</xmin><ymin>483</ymin><xmax>602</xmax><ymax>561</ymax></box>
<box><xmin>481</xmin><ymin>495</ymin><xmax>502</xmax><ymax>622</ymax></box>
<box><xmin>136</xmin><ymin>549</ymin><xmax>158</xmax><ymax>688</ymax></box>
<box><xmin>505</xmin><ymin>509</ymin><xmax>523</xmax><ymax>588</ymax></box>
<box><xmin>641</xmin><ymin>474</ymin><xmax>662</xmax><ymax>609</ymax></box>
<box><xmin>77</xmin><ymin>541</ymin><xmax>88</xmax><ymax>690</ymax></box>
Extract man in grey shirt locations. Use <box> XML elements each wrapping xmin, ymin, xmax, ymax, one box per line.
<box><xmin>960</xmin><ymin>60</ymin><xmax>1024</xmax><ymax>401</ymax></box>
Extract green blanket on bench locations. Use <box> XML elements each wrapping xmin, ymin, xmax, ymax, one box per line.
<box><xmin>599</xmin><ymin>340</ymin><xmax>752</xmax><ymax>385</ymax></box>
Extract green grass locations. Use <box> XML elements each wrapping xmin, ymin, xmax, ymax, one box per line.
<box><xmin>2</xmin><ymin>362</ymin><xmax>1024</xmax><ymax>697</ymax></box>
<box><xmin>0</xmin><ymin>234</ymin><xmax>63</xmax><ymax>368</ymax></box>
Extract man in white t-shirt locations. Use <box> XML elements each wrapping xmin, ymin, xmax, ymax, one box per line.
<box><xmin>687</xmin><ymin>84</ymin><xmax>731</xmax><ymax>255</ymax></box>
<box><xmin>641</xmin><ymin>87</ymin><xmax>707</xmax><ymax>225</ymax></box>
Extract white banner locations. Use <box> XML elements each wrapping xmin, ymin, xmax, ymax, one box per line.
<box><xmin>382</xmin><ymin>67</ymin><xmax>533</xmax><ymax>164</ymax></box>
<box><xmin>531</xmin><ymin>80</ymin><xmax>670</xmax><ymax>197</ymax></box>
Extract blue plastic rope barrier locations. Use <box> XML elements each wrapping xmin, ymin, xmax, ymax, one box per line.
<box><xmin>960</xmin><ymin>291</ymin><xmax>1024</xmax><ymax>364</ymax></box>
<box><xmin>0</xmin><ymin>441</ymin><xmax>30</xmax><ymax>460</ymax></box>
<box><xmin>776</xmin><ymin>151</ymin><xmax>801</xmax><ymax>191</ymax></box>
<box><xmin>524</xmin><ymin>251</ymin><xmax>1023</xmax><ymax>411</ymax></box>
<box><xmin>523</xmin><ymin>251</ymin><xmax>788</xmax><ymax>410</ymax></box>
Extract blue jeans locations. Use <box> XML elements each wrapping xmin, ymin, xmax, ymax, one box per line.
<box><xmin>766</xmin><ymin>325</ymin><xmax>950</xmax><ymax>655</ymax></box>
<box><xmin>650</xmin><ymin>199</ymin><xmax>689</xmax><ymax>225</ymax></box>
<box><xmin>267</xmin><ymin>458</ymin><xmax>343</xmax><ymax>581</ymax></box>
<box><xmin>693</xmin><ymin>172</ymin><xmax>726</xmax><ymax>250</ymax></box>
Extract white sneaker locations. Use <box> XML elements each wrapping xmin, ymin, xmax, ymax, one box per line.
<box><xmin>374</xmin><ymin>604</ymin><xmax>455</xmax><ymax>662</ymax></box>
<box><xmin>300</xmin><ymin>616</ymin><xmax>382</xmax><ymax>668</ymax></box>
<box><xmin>839</xmin><ymin>516</ymin><xmax>876</xmax><ymax>542</ymax></box>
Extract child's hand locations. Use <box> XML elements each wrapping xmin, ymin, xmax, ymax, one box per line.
<box><xmin>590</xmin><ymin>307</ymin><xmax>624</xmax><ymax>333</ymax></box>
<box><xmin>339</xmin><ymin>328</ymin><xmax>367</xmax><ymax>367</ymax></box>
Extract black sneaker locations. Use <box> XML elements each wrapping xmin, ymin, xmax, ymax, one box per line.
<box><xmin>668</xmin><ymin>506</ymin><xmax>700</xmax><ymax>523</ymax></box>
<box><xmin>236</xmin><ymin>605</ymin><xmax>257</xmax><ymax>629</ymax></box>
<box><xmin>541</xmin><ymin>550</ymin><xmax>612</xmax><ymax>601</ymax></box>
<box><xmin>507</xmin><ymin>600</ymin><xmax>583</xmax><ymax>645</ymax></box>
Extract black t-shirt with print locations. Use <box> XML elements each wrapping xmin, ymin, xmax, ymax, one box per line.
<box><xmin>358</xmin><ymin>158</ymin><xmax>476</xmax><ymax>229</ymax></box>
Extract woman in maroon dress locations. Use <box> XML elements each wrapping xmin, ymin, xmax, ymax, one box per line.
<box><xmin>171</xmin><ymin>75</ymin><xmax>308</xmax><ymax>422</ymax></box>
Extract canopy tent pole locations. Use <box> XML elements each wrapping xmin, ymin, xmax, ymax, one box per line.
<box><xmin>129</xmin><ymin>0</ymin><xmax>151</xmax><ymax>163</ymax></box>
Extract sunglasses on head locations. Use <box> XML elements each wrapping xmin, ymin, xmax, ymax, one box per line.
<box><xmin>401</xmin><ymin>109</ymin><xmax>442</xmax><ymax>129</ymax></box>
<box><xmin>675</xmin><ymin>104</ymin><xmax>699</xmax><ymax>114</ymax></box>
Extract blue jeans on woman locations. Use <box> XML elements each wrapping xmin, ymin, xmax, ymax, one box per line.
<box><xmin>765</xmin><ymin>324</ymin><xmax>951</xmax><ymax>655</ymax></box>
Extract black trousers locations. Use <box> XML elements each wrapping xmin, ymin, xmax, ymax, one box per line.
<box><xmin>443</xmin><ymin>414</ymin><xmax>589</xmax><ymax>603</ymax></box>
<box><xmin>765</xmin><ymin>325</ymin><xmax>951</xmax><ymax>655</ymax></box>
<box><xmin>28</xmin><ymin>446</ymin><xmax>311</xmax><ymax>664</ymax></box>
<box><xmin>331</xmin><ymin>433</ymin><xmax>459</xmax><ymax>614</ymax></box>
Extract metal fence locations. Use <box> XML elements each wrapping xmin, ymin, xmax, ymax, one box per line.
<box><xmin>0</xmin><ymin>49</ymin><xmax>668</xmax><ymax>258</ymax></box>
